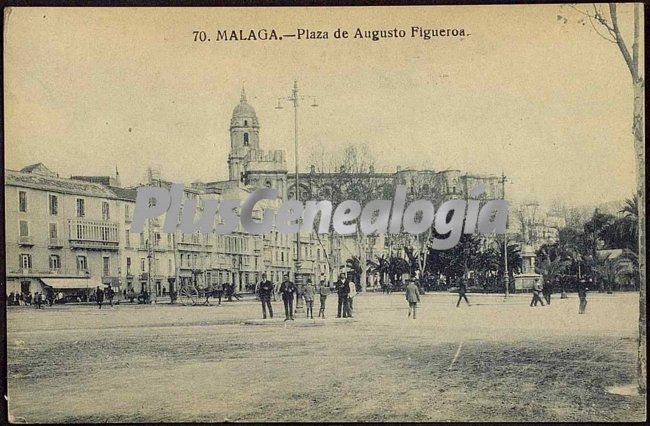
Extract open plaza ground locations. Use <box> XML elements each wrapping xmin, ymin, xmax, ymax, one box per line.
<box><xmin>6</xmin><ymin>291</ymin><xmax>646</xmax><ymax>422</ymax></box>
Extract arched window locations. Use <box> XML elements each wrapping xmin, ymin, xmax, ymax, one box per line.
<box><xmin>243</xmin><ymin>133</ymin><xmax>249</xmax><ymax>146</ymax></box>
<box><xmin>265</xmin><ymin>180</ymin><xmax>272</xmax><ymax>188</ymax></box>
<box><xmin>244</xmin><ymin>120</ymin><xmax>248</xmax><ymax>126</ymax></box>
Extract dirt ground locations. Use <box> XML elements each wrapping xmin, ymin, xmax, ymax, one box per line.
<box><xmin>6</xmin><ymin>292</ymin><xmax>646</xmax><ymax>422</ymax></box>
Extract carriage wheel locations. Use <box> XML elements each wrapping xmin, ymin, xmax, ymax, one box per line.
<box><xmin>179</xmin><ymin>285</ymin><xmax>199</xmax><ymax>306</ymax></box>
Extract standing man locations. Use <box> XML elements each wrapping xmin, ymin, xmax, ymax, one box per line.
<box><xmin>530</xmin><ymin>279</ymin><xmax>545</xmax><ymax>307</ymax></box>
<box><xmin>542</xmin><ymin>278</ymin><xmax>553</xmax><ymax>305</ymax></box>
<box><xmin>347</xmin><ymin>273</ymin><xmax>356</xmax><ymax>318</ymax></box>
<box><xmin>335</xmin><ymin>272</ymin><xmax>349</xmax><ymax>318</ymax></box>
<box><xmin>578</xmin><ymin>278</ymin><xmax>589</xmax><ymax>314</ymax></box>
<box><xmin>258</xmin><ymin>273</ymin><xmax>274</xmax><ymax>319</ymax></box>
<box><xmin>279</xmin><ymin>273</ymin><xmax>296</xmax><ymax>321</ymax></box>
<box><xmin>456</xmin><ymin>278</ymin><xmax>470</xmax><ymax>307</ymax></box>
<box><xmin>34</xmin><ymin>292</ymin><xmax>42</xmax><ymax>309</ymax></box>
<box><xmin>317</xmin><ymin>274</ymin><xmax>330</xmax><ymax>318</ymax></box>
<box><xmin>95</xmin><ymin>286</ymin><xmax>104</xmax><ymax>309</ymax></box>
<box><xmin>303</xmin><ymin>278</ymin><xmax>315</xmax><ymax>319</ymax></box>
<box><xmin>405</xmin><ymin>279</ymin><xmax>420</xmax><ymax>319</ymax></box>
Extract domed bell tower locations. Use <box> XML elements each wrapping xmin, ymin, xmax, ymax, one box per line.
<box><xmin>228</xmin><ymin>88</ymin><xmax>260</xmax><ymax>182</ymax></box>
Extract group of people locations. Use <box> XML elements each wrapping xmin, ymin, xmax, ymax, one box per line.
<box><xmin>7</xmin><ymin>291</ymin><xmax>63</xmax><ymax>307</ymax></box>
<box><xmin>256</xmin><ymin>272</ymin><xmax>357</xmax><ymax>321</ymax></box>
<box><xmin>529</xmin><ymin>278</ymin><xmax>589</xmax><ymax>313</ymax></box>
<box><xmin>94</xmin><ymin>285</ymin><xmax>115</xmax><ymax>309</ymax></box>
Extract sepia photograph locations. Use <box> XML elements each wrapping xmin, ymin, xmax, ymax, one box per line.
<box><xmin>2</xmin><ymin>3</ymin><xmax>646</xmax><ymax>422</ymax></box>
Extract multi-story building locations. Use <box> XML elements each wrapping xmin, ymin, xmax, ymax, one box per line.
<box><xmin>5</xmin><ymin>164</ymin><xmax>121</xmax><ymax>298</ymax></box>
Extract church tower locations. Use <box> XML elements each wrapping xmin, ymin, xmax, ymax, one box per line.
<box><xmin>228</xmin><ymin>88</ymin><xmax>260</xmax><ymax>182</ymax></box>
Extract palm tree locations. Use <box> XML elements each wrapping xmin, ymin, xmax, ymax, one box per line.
<box><xmin>536</xmin><ymin>256</ymin><xmax>569</xmax><ymax>286</ymax></box>
<box><xmin>368</xmin><ymin>255</ymin><xmax>390</xmax><ymax>289</ymax></box>
<box><xmin>345</xmin><ymin>256</ymin><xmax>362</xmax><ymax>287</ymax></box>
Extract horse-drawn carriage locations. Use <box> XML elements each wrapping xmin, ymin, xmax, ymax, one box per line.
<box><xmin>176</xmin><ymin>281</ymin><xmax>218</xmax><ymax>306</ymax></box>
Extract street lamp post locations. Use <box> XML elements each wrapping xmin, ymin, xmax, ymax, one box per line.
<box><xmin>501</xmin><ymin>172</ymin><xmax>509</xmax><ymax>299</ymax></box>
<box><xmin>276</xmin><ymin>80</ymin><xmax>318</xmax><ymax>292</ymax></box>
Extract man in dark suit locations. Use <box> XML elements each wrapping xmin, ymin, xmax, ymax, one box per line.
<box><xmin>335</xmin><ymin>272</ymin><xmax>350</xmax><ymax>318</ymax></box>
<box><xmin>258</xmin><ymin>272</ymin><xmax>274</xmax><ymax>319</ymax></box>
<box><xmin>279</xmin><ymin>273</ymin><xmax>296</xmax><ymax>321</ymax></box>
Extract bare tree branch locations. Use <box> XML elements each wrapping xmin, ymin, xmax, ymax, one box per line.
<box><xmin>609</xmin><ymin>3</ymin><xmax>639</xmax><ymax>81</ymax></box>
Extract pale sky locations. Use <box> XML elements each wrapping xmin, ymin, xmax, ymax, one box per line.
<box><xmin>4</xmin><ymin>5</ymin><xmax>643</xmax><ymax>207</ymax></box>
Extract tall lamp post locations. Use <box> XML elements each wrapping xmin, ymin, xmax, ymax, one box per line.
<box><xmin>276</xmin><ymin>80</ymin><xmax>318</xmax><ymax>289</ymax></box>
<box><xmin>501</xmin><ymin>172</ymin><xmax>509</xmax><ymax>298</ymax></box>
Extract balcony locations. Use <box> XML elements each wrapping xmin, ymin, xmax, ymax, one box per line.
<box><xmin>68</xmin><ymin>219</ymin><xmax>119</xmax><ymax>251</ymax></box>
<box><xmin>18</xmin><ymin>236</ymin><xmax>33</xmax><ymax>246</ymax></box>
<box><xmin>49</xmin><ymin>238</ymin><xmax>64</xmax><ymax>248</ymax></box>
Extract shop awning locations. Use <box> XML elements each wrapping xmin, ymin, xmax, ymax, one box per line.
<box><xmin>40</xmin><ymin>277</ymin><xmax>102</xmax><ymax>290</ymax></box>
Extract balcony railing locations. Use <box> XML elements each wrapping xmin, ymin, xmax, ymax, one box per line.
<box><xmin>68</xmin><ymin>219</ymin><xmax>119</xmax><ymax>250</ymax></box>
<box><xmin>18</xmin><ymin>236</ymin><xmax>33</xmax><ymax>246</ymax></box>
<box><xmin>49</xmin><ymin>238</ymin><xmax>64</xmax><ymax>248</ymax></box>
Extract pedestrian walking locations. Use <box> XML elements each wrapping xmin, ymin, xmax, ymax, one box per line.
<box><xmin>335</xmin><ymin>272</ymin><xmax>349</xmax><ymax>318</ymax></box>
<box><xmin>405</xmin><ymin>279</ymin><xmax>420</xmax><ymax>319</ymax></box>
<box><xmin>578</xmin><ymin>278</ymin><xmax>589</xmax><ymax>314</ymax></box>
<box><xmin>347</xmin><ymin>273</ymin><xmax>356</xmax><ymax>318</ymax></box>
<box><xmin>303</xmin><ymin>278</ymin><xmax>315</xmax><ymax>319</ymax></box>
<box><xmin>456</xmin><ymin>278</ymin><xmax>470</xmax><ymax>307</ymax></box>
<box><xmin>542</xmin><ymin>279</ymin><xmax>553</xmax><ymax>305</ymax></box>
<box><xmin>530</xmin><ymin>280</ymin><xmax>545</xmax><ymax>307</ymax></box>
<box><xmin>279</xmin><ymin>274</ymin><xmax>296</xmax><ymax>321</ymax></box>
<box><xmin>317</xmin><ymin>274</ymin><xmax>330</xmax><ymax>318</ymax></box>
<box><xmin>106</xmin><ymin>285</ymin><xmax>115</xmax><ymax>307</ymax></box>
<box><xmin>258</xmin><ymin>273</ymin><xmax>274</xmax><ymax>319</ymax></box>
<box><xmin>34</xmin><ymin>292</ymin><xmax>42</xmax><ymax>309</ymax></box>
<box><xmin>95</xmin><ymin>286</ymin><xmax>104</xmax><ymax>309</ymax></box>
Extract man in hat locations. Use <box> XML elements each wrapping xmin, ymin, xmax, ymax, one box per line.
<box><xmin>542</xmin><ymin>278</ymin><xmax>553</xmax><ymax>305</ymax></box>
<box><xmin>279</xmin><ymin>273</ymin><xmax>296</xmax><ymax>321</ymax></box>
<box><xmin>258</xmin><ymin>272</ymin><xmax>274</xmax><ymax>319</ymax></box>
<box><xmin>335</xmin><ymin>272</ymin><xmax>350</xmax><ymax>318</ymax></box>
<box><xmin>316</xmin><ymin>273</ymin><xmax>330</xmax><ymax>318</ymax></box>
<box><xmin>95</xmin><ymin>286</ymin><xmax>104</xmax><ymax>309</ymax></box>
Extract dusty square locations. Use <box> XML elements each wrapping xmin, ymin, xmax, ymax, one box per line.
<box><xmin>6</xmin><ymin>292</ymin><xmax>645</xmax><ymax>422</ymax></box>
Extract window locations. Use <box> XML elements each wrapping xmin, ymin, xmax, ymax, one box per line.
<box><xmin>155</xmin><ymin>232</ymin><xmax>161</xmax><ymax>247</ymax></box>
<box><xmin>102</xmin><ymin>202</ymin><xmax>110</xmax><ymax>220</ymax></box>
<box><xmin>20</xmin><ymin>254</ymin><xmax>32</xmax><ymax>270</ymax></box>
<box><xmin>49</xmin><ymin>255</ymin><xmax>61</xmax><ymax>270</ymax></box>
<box><xmin>243</xmin><ymin>133</ymin><xmax>249</xmax><ymax>146</ymax></box>
<box><xmin>49</xmin><ymin>223</ymin><xmax>58</xmax><ymax>239</ymax></box>
<box><xmin>168</xmin><ymin>259</ymin><xmax>172</xmax><ymax>275</ymax></box>
<box><xmin>125</xmin><ymin>204</ymin><xmax>131</xmax><ymax>220</ymax></box>
<box><xmin>18</xmin><ymin>191</ymin><xmax>27</xmax><ymax>212</ymax></box>
<box><xmin>103</xmin><ymin>257</ymin><xmax>110</xmax><ymax>276</ymax></box>
<box><xmin>76</xmin><ymin>198</ymin><xmax>85</xmax><ymax>218</ymax></box>
<box><xmin>141</xmin><ymin>258</ymin><xmax>146</xmax><ymax>272</ymax></box>
<box><xmin>244</xmin><ymin>120</ymin><xmax>248</xmax><ymax>126</ymax></box>
<box><xmin>167</xmin><ymin>234</ymin><xmax>172</xmax><ymax>247</ymax></box>
<box><xmin>76</xmin><ymin>255</ymin><xmax>88</xmax><ymax>271</ymax></box>
<box><xmin>126</xmin><ymin>257</ymin><xmax>132</xmax><ymax>275</ymax></box>
<box><xmin>19</xmin><ymin>221</ymin><xmax>29</xmax><ymax>237</ymax></box>
<box><xmin>125</xmin><ymin>230</ymin><xmax>131</xmax><ymax>247</ymax></box>
<box><xmin>140</xmin><ymin>233</ymin><xmax>145</xmax><ymax>247</ymax></box>
<box><xmin>49</xmin><ymin>194</ymin><xmax>58</xmax><ymax>215</ymax></box>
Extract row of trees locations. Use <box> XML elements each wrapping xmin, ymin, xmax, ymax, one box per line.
<box><xmin>537</xmin><ymin>196</ymin><xmax>639</xmax><ymax>294</ymax></box>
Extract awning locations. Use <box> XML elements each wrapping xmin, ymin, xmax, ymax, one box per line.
<box><xmin>40</xmin><ymin>277</ymin><xmax>103</xmax><ymax>290</ymax></box>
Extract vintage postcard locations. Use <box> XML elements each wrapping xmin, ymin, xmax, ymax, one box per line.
<box><xmin>3</xmin><ymin>4</ymin><xmax>646</xmax><ymax>423</ymax></box>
